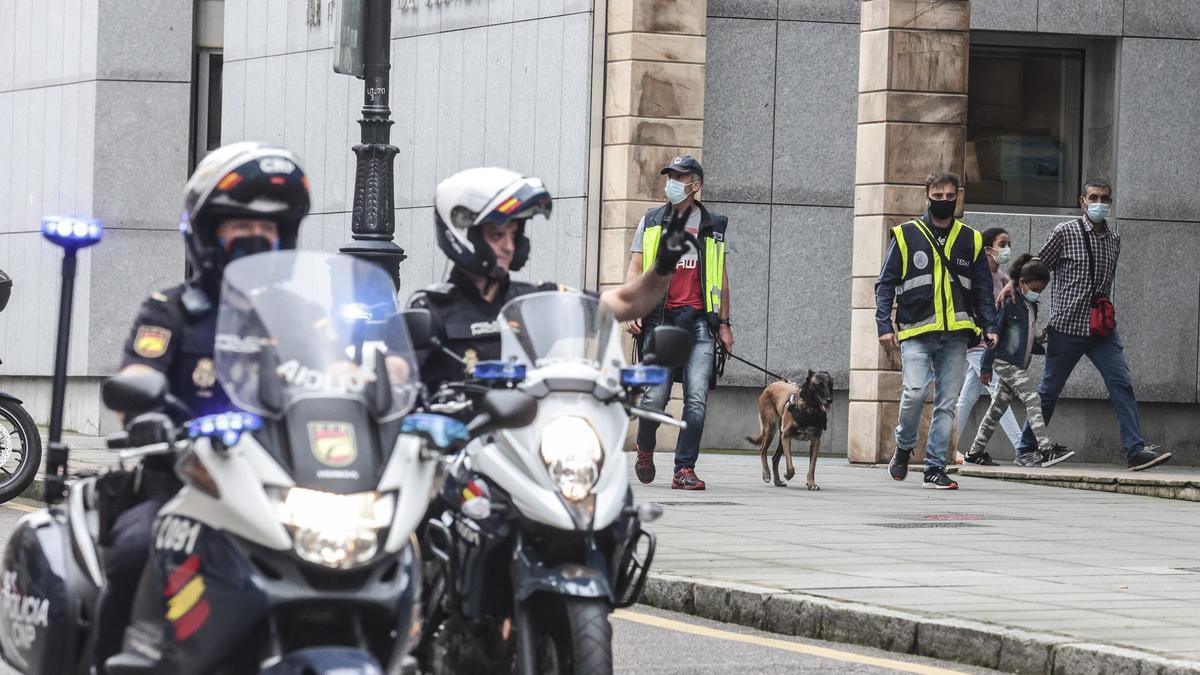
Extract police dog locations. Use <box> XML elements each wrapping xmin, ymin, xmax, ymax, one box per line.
<box><xmin>747</xmin><ymin>371</ymin><xmax>834</xmax><ymax>490</ymax></box>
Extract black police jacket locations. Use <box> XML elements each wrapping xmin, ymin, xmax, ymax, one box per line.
<box><xmin>121</xmin><ymin>282</ymin><xmax>232</xmax><ymax>419</ymax></box>
<box><xmin>409</xmin><ymin>268</ymin><xmax>562</xmax><ymax>391</ymax></box>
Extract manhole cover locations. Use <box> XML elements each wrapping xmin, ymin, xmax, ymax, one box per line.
<box><xmin>654</xmin><ymin>501</ymin><xmax>743</xmax><ymax>507</ymax></box>
<box><xmin>869</xmin><ymin>522</ymin><xmax>988</xmax><ymax>529</ymax></box>
<box><xmin>888</xmin><ymin>513</ymin><xmax>1030</xmax><ymax>522</ymax></box>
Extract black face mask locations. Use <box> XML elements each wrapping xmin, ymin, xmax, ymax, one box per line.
<box><xmin>928</xmin><ymin>199</ymin><xmax>957</xmax><ymax>221</ymax></box>
<box><xmin>222</xmin><ymin>235</ymin><xmax>276</xmax><ymax>264</ymax></box>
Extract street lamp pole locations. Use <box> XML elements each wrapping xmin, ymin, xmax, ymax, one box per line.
<box><xmin>340</xmin><ymin>0</ymin><xmax>406</xmax><ymax>285</ymax></box>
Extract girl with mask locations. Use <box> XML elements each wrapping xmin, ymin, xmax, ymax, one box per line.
<box><xmin>954</xmin><ymin>227</ymin><xmax>1022</xmax><ymax>464</ymax></box>
<box><xmin>970</xmin><ymin>255</ymin><xmax>1072</xmax><ymax>467</ymax></box>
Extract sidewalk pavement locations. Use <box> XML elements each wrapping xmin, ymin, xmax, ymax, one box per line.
<box><xmin>632</xmin><ymin>455</ymin><xmax>1200</xmax><ymax>672</ymax></box>
<box><xmin>20</xmin><ymin>430</ymin><xmax>120</xmax><ymax>501</ymax></box>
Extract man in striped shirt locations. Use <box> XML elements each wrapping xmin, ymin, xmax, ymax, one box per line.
<box><xmin>1006</xmin><ymin>179</ymin><xmax>1170</xmax><ymax>471</ymax></box>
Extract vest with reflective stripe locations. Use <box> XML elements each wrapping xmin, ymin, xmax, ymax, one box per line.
<box><xmin>891</xmin><ymin>218</ymin><xmax>983</xmax><ymax>341</ymax></box>
<box><xmin>640</xmin><ymin>203</ymin><xmax>727</xmax><ymax>321</ymax></box>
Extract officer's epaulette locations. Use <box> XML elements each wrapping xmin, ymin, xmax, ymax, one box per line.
<box><xmin>409</xmin><ymin>282</ymin><xmax>457</xmax><ymax>307</ymax></box>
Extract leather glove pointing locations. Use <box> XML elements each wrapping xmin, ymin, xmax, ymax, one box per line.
<box><xmin>654</xmin><ymin>206</ymin><xmax>699</xmax><ymax>276</ymax></box>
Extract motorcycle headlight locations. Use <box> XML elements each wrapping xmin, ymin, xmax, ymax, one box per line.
<box><xmin>539</xmin><ymin>417</ymin><xmax>603</xmax><ymax>502</ymax></box>
<box><xmin>275</xmin><ymin>488</ymin><xmax>394</xmax><ymax>569</ymax></box>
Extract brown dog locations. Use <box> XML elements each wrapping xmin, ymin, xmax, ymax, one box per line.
<box><xmin>746</xmin><ymin>371</ymin><xmax>834</xmax><ymax>490</ymax></box>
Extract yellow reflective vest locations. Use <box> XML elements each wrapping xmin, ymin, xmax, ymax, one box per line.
<box><xmin>639</xmin><ymin>202</ymin><xmax>727</xmax><ymax>322</ymax></box>
<box><xmin>891</xmin><ymin>218</ymin><xmax>983</xmax><ymax>341</ymax></box>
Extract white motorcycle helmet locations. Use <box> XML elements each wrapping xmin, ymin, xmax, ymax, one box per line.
<box><xmin>433</xmin><ymin>167</ymin><xmax>552</xmax><ymax>279</ymax></box>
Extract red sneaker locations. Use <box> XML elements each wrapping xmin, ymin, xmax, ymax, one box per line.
<box><xmin>634</xmin><ymin>446</ymin><xmax>656</xmax><ymax>484</ymax></box>
<box><xmin>671</xmin><ymin>467</ymin><xmax>706</xmax><ymax>490</ymax></box>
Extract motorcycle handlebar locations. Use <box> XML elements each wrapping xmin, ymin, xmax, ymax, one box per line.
<box><xmin>627</xmin><ymin>406</ymin><xmax>686</xmax><ymax>429</ymax></box>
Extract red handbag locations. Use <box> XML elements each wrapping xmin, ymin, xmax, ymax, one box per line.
<box><xmin>1080</xmin><ymin>220</ymin><xmax>1115</xmax><ymax>337</ymax></box>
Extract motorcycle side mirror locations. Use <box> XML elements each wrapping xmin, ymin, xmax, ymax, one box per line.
<box><xmin>470</xmin><ymin>390</ymin><xmax>538</xmax><ymax>433</ymax></box>
<box><xmin>643</xmin><ymin>326</ymin><xmax>693</xmax><ymax>369</ymax></box>
<box><xmin>391</xmin><ymin>309</ymin><xmax>439</xmax><ymax>351</ymax></box>
<box><xmin>102</xmin><ymin>370</ymin><xmax>168</xmax><ymax>416</ymax></box>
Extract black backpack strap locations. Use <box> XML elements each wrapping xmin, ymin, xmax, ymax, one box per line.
<box><xmin>1078</xmin><ymin>218</ymin><xmax>1098</xmax><ymax>302</ymax></box>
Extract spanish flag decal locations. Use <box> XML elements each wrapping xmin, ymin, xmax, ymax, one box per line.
<box><xmin>164</xmin><ymin>554</ymin><xmax>211</xmax><ymax>641</ymax></box>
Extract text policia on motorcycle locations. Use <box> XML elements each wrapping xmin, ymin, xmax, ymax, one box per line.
<box><xmin>0</xmin><ymin>154</ymin><xmax>694</xmax><ymax>675</ymax></box>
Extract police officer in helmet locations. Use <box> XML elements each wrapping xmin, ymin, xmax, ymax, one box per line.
<box><xmin>94</xmin><ymin>142</ymin><xmax>311</xmax><ymax>670</ymax></box>
<box><xmin>412</xmin><ymin>166</ymin><xmax>692</xmax><ymax>389</ymax></box>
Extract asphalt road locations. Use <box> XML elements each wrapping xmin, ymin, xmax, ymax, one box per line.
<box><xmin>0</xmin><ymin>502</ymin><xmax>990</xmax><ymax>674</ymax></box>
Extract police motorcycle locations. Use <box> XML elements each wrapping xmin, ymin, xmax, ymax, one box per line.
<box><xmin>418</xmin><ymin>291</ymin><xmax>693</xmax><ymax>675</ymax></box>
<box><xmin>0</xmin><ymin>266</ymin><xmax>43</xmax><ymax>504</ymax></box>
<box><xmin>0</xmin><ymin>250</ymin><xmax>534</xmax><ymax>675</ymax></box>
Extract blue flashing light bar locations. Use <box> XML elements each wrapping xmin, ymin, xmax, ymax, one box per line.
<box><xmin>42</xmin><ymin>216</ymin><xmax>104</xmax><ymax>249</ymax></box>
<box><xmin>620</xmin><ymin>365</ymin><xmax>670</xmax><ymax>387</ymax></box>
<box><xmin>400</xmin><ymin>413</ymin><xmax>469</xmax><ymax>449</ymax></box>
<box><xmin>188</xmin><ymin>411</ymin><xmax>262</xmax><ymax>447</ymax></box>
<box><xmin>473</xmin><ymin>360</ymin><xmax>526</xmax><ymax>383</ymax></box>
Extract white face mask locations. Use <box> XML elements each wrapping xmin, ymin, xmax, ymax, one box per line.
<box><xmin>993</xmin><ymin>246</ymin><xmax>1012</xmax><ymax>265</ymax></box>
<box><xmin>665</xmin><ymin>178</ymin><xmax>689</xmax><ymax>205</ymax></box>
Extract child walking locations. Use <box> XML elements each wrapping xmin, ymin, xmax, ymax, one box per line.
<box><xmin>972</xmin><ymin>255</ymin><xmax>1074</xmax><ymax>468</ymax></box>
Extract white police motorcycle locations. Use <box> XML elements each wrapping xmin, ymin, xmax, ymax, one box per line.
<box><xmin>0</xmin><ymin>251</ymin><xmax>530</xmax><ymax>674</ymax></box>
<box><xmin>420</xmin><ymin>291</ymin><xmax>692</xmax><ymax>675</ymax></box>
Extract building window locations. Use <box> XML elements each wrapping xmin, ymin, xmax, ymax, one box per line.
<box><xmin>192</xmin><ymin>50</ymin><xmax>223</xmax><ymax>168</ymax></box>
<box><xmin>965</xmin><ymin>45</ymin><xmax>1084</xmax><ymax>210</ymax></box>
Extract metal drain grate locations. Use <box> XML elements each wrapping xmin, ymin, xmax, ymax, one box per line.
<box><xmin>869</xmin><ymin>522</ymin><xmax>989</xmax><ymax>529</ymax></box>
<box><xmin>654</xmin><ymin>501</ymin><xmax>743</xmax><ymax>507</ymax></box>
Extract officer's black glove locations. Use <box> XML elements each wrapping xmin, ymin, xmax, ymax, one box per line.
<box><xmin>653</xmin><ymin>206</ymin><xmax>699</xmax><ymax>276</ymax></box>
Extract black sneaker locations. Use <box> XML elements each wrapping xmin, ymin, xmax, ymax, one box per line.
<box><xmin>1013</xmin><ymin>452</ymin><xmax>1042</xmax><ymax>468</ymax></box>
<box><xmin>964</xmin><ymin>451</ymin><xmax>998</xmax><ymax>466</ymax></box>
<box><xmin>634</xmin><ymin>446</ymin><xmax>656</xmax><ymax>484</ymax></box>
<box><xmin>1128</xmin><ymin>446</ymin><xmax>1172</xmax><ymax>472</ymax></box>
<box><xmin>1040</xmin><ymin>444</ymin><xmax>1074</xmax><ymax>467</ymax></box>
<box><xmin>922</xmin><ymin>467</ymin><xmax>958</xmax><ymax>490</ymax></box>
<box><xmin>889</xmin><ymin>447</ymin><xmax>913</xmax><ymax>481</ymax></box>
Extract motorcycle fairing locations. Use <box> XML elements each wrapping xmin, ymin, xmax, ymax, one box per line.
<box><xmin>0</xmin><ymin>506</ymin><xmax>100</xmax><ymax>675</ymax></box>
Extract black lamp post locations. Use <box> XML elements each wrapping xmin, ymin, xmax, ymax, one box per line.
<box><xmin>339</xmin><ymin>0</ymin><xmax>406</xmax><ymax>287</ymax></box>
<box><xmin>40</xmin><ymin>216</ymin><xmax>104</xmax><ymax>504</ymax></box>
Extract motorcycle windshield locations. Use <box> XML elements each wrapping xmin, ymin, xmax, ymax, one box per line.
<box><xmin>214</xmin><ymin>251</ymin><xmax>419</xmax><ymax>420</ymax></box>
<box><xmin>499</xmin><ymin>291</ymin><xmax>616</xmax><ymax>368</ymax></box>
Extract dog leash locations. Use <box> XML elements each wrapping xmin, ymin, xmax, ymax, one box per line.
<box><xmin>716</xmin><ymin>346</ymin><xmax>795</xmax><ymax>385</ymax></box>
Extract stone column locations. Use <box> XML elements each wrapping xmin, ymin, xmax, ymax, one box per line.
<box><xmin>847</xmin><ymin>0</ymin><xmax>970</xmax><ymax>464</ymax></box>
<box><xmin>600</xmin><ymin>0</ymin><xmax>707</xmax><ymax>450</ymax></box>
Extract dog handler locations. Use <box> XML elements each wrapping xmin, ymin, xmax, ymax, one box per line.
<box><xmin>875</xmin><ymin>171</ymin><xmax>999</xmax><ymax>490</ymax></box>
<box><xmin>624</xmin><ymin>155</ymin><xmax>732</xmax><ymax>491</ymax></box>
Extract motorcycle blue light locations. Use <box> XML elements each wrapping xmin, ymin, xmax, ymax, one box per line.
<box><xmin>473</xmin><ymin>360</ymin><xmax>526</xmax><ymax>383</ymax></box>
<box><xmin>188</xmin><ymin>412</ymin><xmax>262</xmax><ymax>446</ymax></box>
<box><xmin>41</xmin><ymin>216</ymin><xmax>104</xmax><ymax>250</ymax></box>
<box><xmin>400</xmin><ymin>413</ymin><xmax>469</xmax><ymax>449</ymax></box>
<box><xmin>620</xmin><ymin>366</ymin><xmax>669</xmax><ymax>387</ymax></box>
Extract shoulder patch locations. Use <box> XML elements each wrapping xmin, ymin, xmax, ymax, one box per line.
<box><xmin>133</xmin><ymin>326</ymin><xmax>172</xmax><ymax>358</ymax></box>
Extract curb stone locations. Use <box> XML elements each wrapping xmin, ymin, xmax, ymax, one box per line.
<box><xmin>641</xmin><ymin>574</ymin><xmax>1200</xmax><ymax>674</ymax></box>
<box><xmin>948</xmin><ymin>467</ymin><xmax>1200</xmax><ymax>503</ymax></box>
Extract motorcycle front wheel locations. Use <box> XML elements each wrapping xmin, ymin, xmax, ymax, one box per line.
<box><xmin>0</xmin><ymin>399</ymin><xmax>41</xmax><ymax>503</ymax></box>
<box><xmin>533</xmin><ymin>597</ymin><xmax>612</xmax><ymax>675</ymax></box>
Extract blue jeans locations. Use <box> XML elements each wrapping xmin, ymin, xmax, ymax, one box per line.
<box><xmin>636</xmin><ymin>316</ymin><xmax>715</xmax><ymax>472</ymax></box>
<box><xmin>956</xmin><ymin>348</ymin><xmax>1023</xmax><ymax>449</ymax></box>
<box><xmin>896</xmin><ymin>332</ymin><xmax>968</xmax><ymax>470</ymax></box>
<box><xmin>1016</xmin><ymin>327</ymin><xmax>1144</xmax><ymax>460</ymax></box>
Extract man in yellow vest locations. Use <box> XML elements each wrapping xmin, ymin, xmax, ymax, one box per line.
<box><xmin>875</xmin><ymin>171</ymin><xmax>999</xmax><ymax>490</ymax></box>
<box><xmin>624</xmin><ymin>155</ymin><xmax>732</xmax><ymax>490</ymax></box>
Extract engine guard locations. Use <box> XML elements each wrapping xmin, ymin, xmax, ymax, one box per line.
<box><xmin>613</xmin><ymin>524</ymin><xmax>655</xmax><ymax>608</ymax></box>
